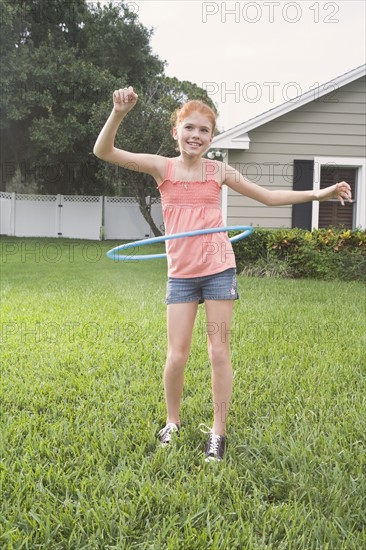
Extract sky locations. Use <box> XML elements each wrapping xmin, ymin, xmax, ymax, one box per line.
<box><xmin>102</xmin><ymin>1</ymin><xmax>365</xmax><ymax>131</ymax></box>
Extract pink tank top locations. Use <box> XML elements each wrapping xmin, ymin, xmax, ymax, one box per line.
<box><xmin>157</xmin><ymin>158</ymin><xmax>236</xmax><ymax>278</ymax></box>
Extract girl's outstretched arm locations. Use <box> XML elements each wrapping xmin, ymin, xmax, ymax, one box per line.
<box><xmin>222</xmin><ymin>165</ymin><xmax>352</xmax><ymax>206</ymax></box>
<box><xmin>93</xmin><ymin>86</ymin><xmax>165</xmax><ymax>181</ymax></box>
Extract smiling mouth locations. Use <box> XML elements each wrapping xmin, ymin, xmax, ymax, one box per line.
<box><xmin>187</xmin><ymin>142</ymin><xmax>201</xmax><ymax>147</ymax></box>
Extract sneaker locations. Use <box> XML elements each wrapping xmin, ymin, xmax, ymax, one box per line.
<box><xmin>158</xmin><ymin>422</ymin><xmax>180</xmax><ymax>446</ymax></box>
<box><xmin>200</xmin><ymin>424</ymin><xmax>226</xmax><ymax>462</ymax></box>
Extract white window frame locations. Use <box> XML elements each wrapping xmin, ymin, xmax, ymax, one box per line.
<box><xmin>221</xmin><ymin>149</ymin><xmax>229</xmax><ymax>224</ymax></box>
<box><xmin>313</xmin><ymin>156</ymin><xmax>365</xmax><ymax>230</ymax></box>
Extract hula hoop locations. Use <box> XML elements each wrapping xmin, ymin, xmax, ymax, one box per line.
<box><xmin>107</xmin><ymin>225</ymin><xmax>254</xmax><ymax>261</ymax></box>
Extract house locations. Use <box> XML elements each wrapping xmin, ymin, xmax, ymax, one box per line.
<box><xmin>210</xmin><ymin>64</ymin><xmax>366</xmax><ymax>231</ymax></box>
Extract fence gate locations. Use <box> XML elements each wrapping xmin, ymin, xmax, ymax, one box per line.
<box><xmin>59</xmin><ymin>195</ymin><xmax>103</xmax><ymax>240</ymax></box>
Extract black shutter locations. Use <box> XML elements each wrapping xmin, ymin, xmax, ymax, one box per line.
<box><xmin>292</xmin><ymin>159</ymin><xmax>314</xmax><ymax>230</ymax></box>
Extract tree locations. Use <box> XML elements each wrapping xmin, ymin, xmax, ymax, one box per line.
<box><xmin>0</xmin><ymin>0</ymin><xmax>92</xmax><ymax>191</ymax></box>
<box><xmin>0</xmin><ymin>0</ymin><xmax>164</xmax><ymax>194</ymax></box>
<box><xmin>0</xmin><ymin>1</ymin><xmax>217</xmax><ymax>235</ymax></box>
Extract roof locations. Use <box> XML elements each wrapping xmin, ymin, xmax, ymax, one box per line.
<box><xmin>211</xmin><ymin>64</ymin><xmax>366</xmax><ymax>150</ymax></box>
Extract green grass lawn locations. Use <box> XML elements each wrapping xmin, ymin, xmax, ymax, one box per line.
<box><xmin>1</xmin><ymin>237</ymin><xmax>365</xmax><ymax>549</ymax></box>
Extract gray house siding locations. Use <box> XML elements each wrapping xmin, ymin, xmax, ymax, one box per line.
<box><xmin>226</xmin><ymin>76</ymin><xmax>366</xmax><ymax>228</ymax></box>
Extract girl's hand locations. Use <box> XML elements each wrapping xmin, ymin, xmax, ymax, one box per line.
<box><xmin>319</xmin><ymin>181</ymin><xmax>353</xmax><ymax>206</ymax></box>
<box><xmin>113</xmin><ymin>86</ymin><xmax>138</xmax><ymax>114</ymax></box>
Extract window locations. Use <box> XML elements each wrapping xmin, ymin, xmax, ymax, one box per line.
<box><xmin>313</xmin><ymin>157</ymin><xmax>365</xmax><ymax>230</ymax></box>
<box><xmin>319</xmin><ymin>166</ymin><xmax>356</xmax><ymax>229</ymax></box>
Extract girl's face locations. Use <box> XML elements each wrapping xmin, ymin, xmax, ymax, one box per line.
<box><xmin>173</xmin><ymin>111</ymin><xmax>214</xmax><ymax>157</ymax></box>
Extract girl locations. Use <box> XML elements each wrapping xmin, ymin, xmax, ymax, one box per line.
<box><xmin>93</xmin><ymin>87</ymin><xmax>352</xmax><ymax>462</ymax></box>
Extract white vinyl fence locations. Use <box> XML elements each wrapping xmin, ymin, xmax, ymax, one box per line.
<box><xmin>0</xmin><ymin>192</ymin><xmax>163</xmax><ymax>240</ymax></box>
<box><xmin>104</xmin><ymin>196</ymin><xmax>163</xmax><ymax>240</ymax></box>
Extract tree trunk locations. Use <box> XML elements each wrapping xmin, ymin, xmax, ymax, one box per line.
<box><xmin>135</xmin><ymin>177</ymin><xmax>163</xmax><ymax>236</ymax></box>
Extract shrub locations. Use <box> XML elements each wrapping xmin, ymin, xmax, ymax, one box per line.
<box><xmin>231</xmin><ymin>227</ymin><xmax>366</xmax><ymax>281</ymax></box>
<box><xmin>241</xmin><ymin>251</ymin><xmax>293</xmax><ymax>279</ymax></box>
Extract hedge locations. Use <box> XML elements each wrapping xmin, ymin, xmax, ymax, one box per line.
<box><xmin>231</xmin><ymin>227</ymin><xmax>366</xmax><ymax>281</ymax></box>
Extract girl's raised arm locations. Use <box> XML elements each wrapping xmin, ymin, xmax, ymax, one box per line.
<box><xmin>93</xmin><ymin>87</ymin><xmax>165</xmax><ymax>181</ymax></box>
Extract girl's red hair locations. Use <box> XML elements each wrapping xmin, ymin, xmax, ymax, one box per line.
<box><xmin>171</xmin><ymin>100</ymin><xmax>217</xmax><ymax>134</ymax></box>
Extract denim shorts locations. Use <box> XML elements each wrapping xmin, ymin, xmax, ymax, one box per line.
<box><xmin>165</xmin><ymin>268</ymin><xmax>239</xmax><ymax>305</ymax></box>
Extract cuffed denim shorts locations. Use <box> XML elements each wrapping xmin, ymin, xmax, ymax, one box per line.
<box><xmin>165</xmin><ymin>268</ymin><xmax>239</xmax><ymax>305</ymax></box>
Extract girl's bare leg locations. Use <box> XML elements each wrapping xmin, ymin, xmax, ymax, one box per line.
<box><xmin>164</xmin><ymin>302</ymin><xmax>199</xmax><ymax>425</ymax></box>
<box><xmin>204</xmin><ymin>300</ymin><xmax>235</xmax><ymax>436</ymax></box>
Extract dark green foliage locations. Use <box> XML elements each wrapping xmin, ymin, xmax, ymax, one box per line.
<box><xmin>232</xmin><ymin>227</ymin><xmax>366</xmax><ymax>281</ymax></box>
<box><xmin>0</xmin><ymin>0</ymin><xmax>216</xmax><ymax>203</ymax></box>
